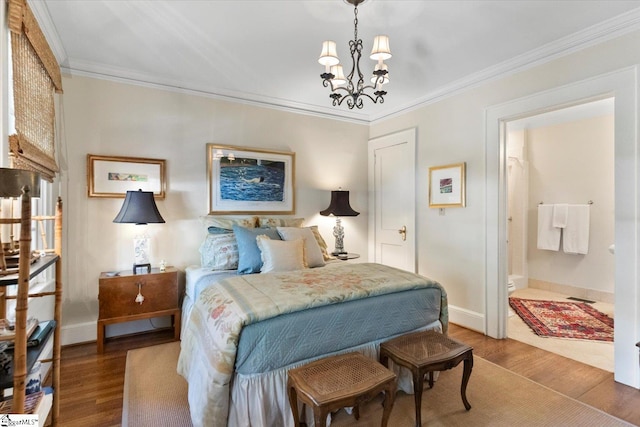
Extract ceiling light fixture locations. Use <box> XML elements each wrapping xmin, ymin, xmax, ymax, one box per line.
<box><xmin>318</xmin><ymin>0</ymin><xmax>391</xmax><ymax>109</ymax></box>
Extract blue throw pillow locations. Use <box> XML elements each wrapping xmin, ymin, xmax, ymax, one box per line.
<box><xmin>208</xmin><ymin>226</ymin><xmax>232</xmax><ymax>234</ymax></box>
<box><xmin>233</xmin><ymin>225</ymin><xmax>281</xmax><ymax>274</ymax></box>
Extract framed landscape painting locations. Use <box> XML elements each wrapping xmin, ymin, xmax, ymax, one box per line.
<box><xmin>87</xmin><ymin>154</ymin><xmax>166</xmax><ymax>199</ymax></box>
<box><xmin>206</xmin><ymin>144</ymin><xmax>295</xmax><ymax>214</ymax></box>
<box><xmin>429</xmin><ymin>162</ymin><xmax>466</xmax><ymax>208</ymax></box>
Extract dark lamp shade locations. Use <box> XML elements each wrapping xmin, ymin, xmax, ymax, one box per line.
<box><xmin>320</xmin><ymin>190</ymin><xmax>360</xmax><ymax>217</ymax></box>
<box><xmin>113</xmin><ymin>190</ymin><xmax>165</xmax><ymax>224</ymax></box>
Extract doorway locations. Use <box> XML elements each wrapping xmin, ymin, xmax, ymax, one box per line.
<box><xmin>368</xmin><ymin>128</ymin><xmax>416</xmax><ymax>272</ymax></box>
<box><xmin>504</xmin><ymin>99</ymin><xmax>615</xmax><ymax>371</ymax></box>
<box><xmin>484</xmin><ymin>68</ymin><xmax>639</xmax><ymax>389</ymax></box>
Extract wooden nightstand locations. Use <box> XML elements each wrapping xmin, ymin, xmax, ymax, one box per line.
<box><xmin>97</xmin><ymin>267</ymin><xmax>183</xmax><ymax>353</ymax></box>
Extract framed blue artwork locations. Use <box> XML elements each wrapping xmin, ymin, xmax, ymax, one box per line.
<box><xmin>206</xmin><ymin>144</ymin><xmax>295</xmax><ymax>214</ymax></box>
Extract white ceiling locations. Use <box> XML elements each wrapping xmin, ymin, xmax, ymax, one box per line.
<box><xmin>32</xmin><ymin>0</ymin><xmax>640</xmax><ymax>123</ymax></box>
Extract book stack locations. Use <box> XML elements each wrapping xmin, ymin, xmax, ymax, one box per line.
<box><xmin>5</xmin><ymin>320</ymin><xmax>55</xmax><ymax>349</ymax></box>
<box><xmin>0</xmin><ymin>318</ymin><xmax>38</xmax><ymax>343</ymax></box>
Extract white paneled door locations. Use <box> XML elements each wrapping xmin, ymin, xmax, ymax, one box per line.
<box><xmin>368</xmin><ymin>129</ymin><xmax>416</xmax><ymax>272</ymax></box>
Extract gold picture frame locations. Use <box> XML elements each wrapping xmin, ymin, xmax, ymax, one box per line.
<box><xmin>87</xmin><ymin>154</ymin><xmax>166</xmax><ymax>199</ymax></box>
<box><xmin>429</xmin><ymin>162</ymin><xmax>466</xmax><ymax>208</ymax></box>
<box><xmin>206</xmin><ymin>144</ymin><xmax>295</xmax><ymax>214</ymax></box>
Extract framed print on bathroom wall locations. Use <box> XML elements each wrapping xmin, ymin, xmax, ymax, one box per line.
<box><xmin>206</xmin><ymin>144</ymin><xmax>296</xmax><ymax>215</ymax></box>
<box><xmin>429</xmin><ymin>162</ymin><xmax>466</xmax><ymax>208</ymax></box>
<box><xmin>87</xmin><ymin>154</ymin><xmax>166</xmax><ymax>199</ymax></box>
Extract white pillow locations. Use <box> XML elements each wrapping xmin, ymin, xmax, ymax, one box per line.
<box><xmin>256</xmin><ymin>235</ymin><xmax>305</xmax><ymax>273</ymax></box>
<box><xmin>276</xmin><ymin>227</ymin><xmax>326</xmax><ymax>268</ymax></box>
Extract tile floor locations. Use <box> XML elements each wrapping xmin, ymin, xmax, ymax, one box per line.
<box><xmin>508</xmin><ymin>287</ymin><xmax>614</xmax><ymax>372</ymax></box>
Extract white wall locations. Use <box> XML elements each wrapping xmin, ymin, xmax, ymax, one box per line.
<box><xmin>527</xmin><ymin>115</ymin><xmax>615</xmax><ymax>296</ymax></box>
<box><xmin>369</xmin><ymin>29</ymin><xmax>640</xmax><ymax>334</ymax></box>
<box><xmin>58</xmin><ymin>76</ymin><xmax>369</xmax><ymax>343</ymax></box>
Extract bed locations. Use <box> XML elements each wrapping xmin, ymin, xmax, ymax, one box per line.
<box><xmin>177</xmin><ymin>261</ymin><xmax>448</xmax><ymax>427</ymax></box>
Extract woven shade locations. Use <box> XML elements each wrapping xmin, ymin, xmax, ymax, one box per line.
<box><xmin>8</xmin><ymin>0</ymin><xmax>62</xmax><ymax>92</ymax></box>
<box><xmin>8</xmin><ymin>0</ymin><xmax>62</xmax><ymax>182</ymax></box>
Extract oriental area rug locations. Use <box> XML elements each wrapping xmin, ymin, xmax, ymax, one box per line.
<box><xmin>509</xmin><ymin>297</ymin><xmax>614</xmax><ymax>342</ymax></box>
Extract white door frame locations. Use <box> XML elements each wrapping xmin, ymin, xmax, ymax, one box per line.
<box><xmin>485</xmin><ymin>67</ymin><xmax>639</xmax><ymax>388</ymax></box>
<box><xmin>368</xmin><ymin>128</ymin><xmax>417</xmax><ymax>270</ymax></box>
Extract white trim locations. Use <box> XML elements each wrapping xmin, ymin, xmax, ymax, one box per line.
<box><xmin>370</xmin><ymin>9</ymin><xmax>640</xmax><ymax>123</ymax></box>
<box><xmin>485</xmin><ymin>67</ymin><xmax>639</xmax><ymax>388</ymax></box>
<box><xmin>61</xmin><ymin>65</ymin><xmax>372</xmax><ymax>125</ymax></box>
<box><xmin>61</xmin><ymin>321</ymin><xmax>96</xmax><ymax>346</ymax></box>
<box><xmin>60</xmin><ymin>318</ymin><xmax>173</xmax><ymax>346</ymax></box>
<box><xmin>28</xmin><ymin>0</ymin><xmax>68</xmax><ymax>64</ymax></box>
<box><xmin>29</xmin><ymin>1</ymin><xmax>640</xmax><ymax>125</ymax></box>
<box><xmin>448</xmin><ymin>305</ymin><xmax>485</xmax><ymax>334</ymax></box>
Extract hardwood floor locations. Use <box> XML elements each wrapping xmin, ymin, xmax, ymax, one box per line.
<box><xmin>57</xmin><ymin>324</ymin><xmax>640</xmax><ymax>426</ymax></box>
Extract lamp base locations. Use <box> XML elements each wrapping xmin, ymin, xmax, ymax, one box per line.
<box><xmin>133</xmin><ymin>263</ymin><xmax>151</xmax><ymax>275</ymax></box>
<box><xmin>331</xmin><ymin>251</ymin><xmax>347</xmax><ymax>256</ymax></box>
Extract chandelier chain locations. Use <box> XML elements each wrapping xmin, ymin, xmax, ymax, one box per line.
<box><xmin>354</xmin><ymin>6</ymin><xmax>358</xmax><ymax>41</ymax></box>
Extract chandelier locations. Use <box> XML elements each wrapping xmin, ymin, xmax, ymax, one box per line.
<box><xmin>318</xmin><ymin>0</ymin><xmax>391</xmax><ymax>109</ymax></box>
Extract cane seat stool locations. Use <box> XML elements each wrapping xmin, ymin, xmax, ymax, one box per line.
<box><xmin>287</xmin><ymin>352</ymin><xmax>397</xmax><ymax>427</ymax></box>
<box><xmin>379</xmin><ymin>330</ymin><xmax>473</xmax><ymax>427</ymax></box>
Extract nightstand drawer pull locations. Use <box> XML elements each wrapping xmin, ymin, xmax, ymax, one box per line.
<box><xmin>135</xmin><ymin>282</ymin><xmax>145</xmax><ymax>305</ymax></box>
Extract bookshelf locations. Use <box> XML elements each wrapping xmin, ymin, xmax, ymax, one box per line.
<box><xmin>0</xmin><ymin>168</ymin><xmax>62</xmax><ymax>426</ymax></box>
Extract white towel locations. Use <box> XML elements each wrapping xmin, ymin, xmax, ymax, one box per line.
<box><xmin>552</xmin><ymin>203</ymin><xmax>568</xmax><ymax>228</ymax></box>
<box><xmin>537</xmin><ymin>205</ymin><xmax>561</xmax><ymax>251</ymax></box>
<box><xmin>563</xmin><ymin>204</ymin><xmax>590</xmax><ymax>254</ymax></box>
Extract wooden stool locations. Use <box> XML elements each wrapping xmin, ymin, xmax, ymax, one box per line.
<box><xmin>379</xmin><ymin>330</ymin><xmax>473</xmax><ymax>427</ymax></box>
<box><xmin>287</xmin><ymin>352</ymin><xmax>397</xmax><ymax>427</ymax></box>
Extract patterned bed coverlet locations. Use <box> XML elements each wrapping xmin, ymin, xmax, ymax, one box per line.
<box><xmin>177</xmin><ymin>262</ymin><xmax>448</xmax><ymax>427</ymax></box>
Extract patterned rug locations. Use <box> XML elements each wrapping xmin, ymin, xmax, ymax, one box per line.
<box><xmin>509</xmin><ymin>297</ymin><xmax>614</xmax><ymax>341</ymax></box>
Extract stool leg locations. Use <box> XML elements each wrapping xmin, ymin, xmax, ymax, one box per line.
<box><xmin>413</xmin><ymin>371</ymin><xmax>424</xmax><ymax>427</ymax></box>
<box><xmin>380</xmin><ymin>380</ymin><xmax>397</xmax><ymax>427</ymax></box>
<box><xmin>314</xmin><ymin>408</ymin><xmax>328</xmax><ymax>427</ymax></box>
<box><xmin>460</xmin><ymin>351</ymin><xmax>473</xmax><ymax>411</ymax></box>
<box><xmin>287</xmin><ymin>384</ymin><xmax>301</xmax><ymax>426</ymax></box>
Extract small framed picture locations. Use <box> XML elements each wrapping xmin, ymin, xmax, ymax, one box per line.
<box><xmin>87</xmin><ymin>154</ymin><xmax>166</xmax><ymax>199</ymax></box>
<box><xmin>429</xmin><ymin>162</ymin><xmax>466</xmax><ymax>208</ymax></box>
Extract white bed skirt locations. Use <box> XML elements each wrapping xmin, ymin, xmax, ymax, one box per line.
<box><xmin>227</xmin><ymin>324</ymin><xmax>441</xmax><ymax>427</ymax></box>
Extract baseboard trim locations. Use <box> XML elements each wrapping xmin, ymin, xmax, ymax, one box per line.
<box><xmin>448</xmin><ymin>304</ymin><xmax>486</xmax><ymax>334</ymax></box>
<box><xmin>61</xmin><ymin>321</ymin><xmax>96</xmax><ymax>346</ymax></box>
<box><xmin>62</xmin><ymin>317</ymin><xmax>174</xmax><ymax>346</ymax></box>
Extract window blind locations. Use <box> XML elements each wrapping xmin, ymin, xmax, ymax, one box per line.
<box><xmin>7</xmin><ymin>0</ymin><xmax>63</xmax><ymax>182</ymax></box>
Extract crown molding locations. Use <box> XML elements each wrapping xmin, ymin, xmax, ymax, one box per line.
<box><xmin>61</xmin><ymin>61</ymin><xmax>371</xmax><ymax>125</ymax></box>
<box><xmin>29</xmin><ymin>2</ymin><xmax>640</xmax><ymax>125</ymax></box>
<box><xmin>369</xmin><ymin>8</ymin><xmax>640</xmax><ymax>123</ymax></box>
<box><xmin>28</xmin><ymin>0</ymin><xmax>68</xmax><ymax>66</ymax></box>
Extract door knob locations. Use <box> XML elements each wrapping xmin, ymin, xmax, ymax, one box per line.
<box><xmin>398</xmin><ymin>225</ymin><xmax>407</xmax><ymax>241</ymax></box>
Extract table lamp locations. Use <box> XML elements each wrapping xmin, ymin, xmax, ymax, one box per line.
<box><xmin>319</xmin><ymin>189</ymin><xmax>359</xmax><ymax>255</ymax></box>
<box><xmin>113</xmin><ymin>189</ymin><xmax>165</xmax><ymax>274</ymax></box>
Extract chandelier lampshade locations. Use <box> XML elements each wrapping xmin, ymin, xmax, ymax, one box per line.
<box><xmin>370</xmin><ymin>35</ymin><xmax>392</xmax><ymax>61</ymax></box>
<box><xmin>318</xmin><ymin>41</ymin><xmax>340</xmax><ymax>69</ymax></box>
<box><xmin>330</xmin><ymin>65</ymin><xmax>347</xmax><ymax>86</ymax></box>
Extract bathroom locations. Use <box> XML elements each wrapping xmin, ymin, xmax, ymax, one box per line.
<box><xmin>506</xmin><ymin>98</ymin><xmax>615</xmax><ymax>370</ymax></box>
